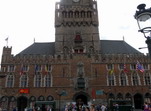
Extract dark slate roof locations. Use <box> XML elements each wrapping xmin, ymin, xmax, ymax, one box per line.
<box><xmin>17</xmin><ymin>42</ymin><xmax>55</xmax><ymax>55</ymax></box>
<box><xmin>16</xmin><ymin>40</ymin><xmax>141</xmax><ymax>56</ymax></box>
<box><xmin>100</xmin><ymin>40</ymin><xmax>141</xmax><ymax>54</ymax></box>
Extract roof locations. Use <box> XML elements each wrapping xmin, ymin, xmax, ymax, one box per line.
<box><xmin>16</xmin><ymin>40</ymin><xmax>141</xmax><ymax>56</ymax></box>
<box><xmin>100</xmin><ymin>40</ymin><xmax>141</xmax><ymax>54</ymax></box>
<box><xmin>17</xmin><ymin>42</ymin><xmax>55</xmax><ymax>55</ymax></box>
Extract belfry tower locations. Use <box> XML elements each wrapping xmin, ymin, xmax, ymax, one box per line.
<box><xmin>55</xmin><ymin>0</ymin><xmax>100</xmax><ymax>55</ymax></box>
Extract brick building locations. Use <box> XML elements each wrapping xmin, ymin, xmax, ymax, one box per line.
<box><xmin>0</xmin><ymin>0</ymin><xmax>151</xmax><ymax>111</ymax></box>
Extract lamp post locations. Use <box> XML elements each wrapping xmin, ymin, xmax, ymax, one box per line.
<box><xmin>134</xmin><ymin>4</ymin><xmax>151</xmax><ymax>58</ymax></box>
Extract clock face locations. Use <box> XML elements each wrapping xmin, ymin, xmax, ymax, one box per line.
<box><xmin>73</xmin><ymin>0</ymin><xmax>80</xmax><ymax>2</ymax></box>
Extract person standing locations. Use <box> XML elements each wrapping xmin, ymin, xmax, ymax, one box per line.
<box><xmin>101</xmin><ymin>104</ymin><xmax>106</xmax><ymax>111</ymax></box>
<box><xmin>144</xmin><ymin>102</ymin><xmax>149</xmax><ymax>111</ymax></box>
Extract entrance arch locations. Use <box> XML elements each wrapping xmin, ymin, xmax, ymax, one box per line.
<box><xmin>134</xmin><ymin>93</ymin><xmax>143</xmax><ymax>109</ymax></box>
<box><xmin>17</xmin><ymin>96</ymin><xmax>28</xmax><ymax>111</ymax></box>
<box><xmin>73</xmin><ymin>91</ymin><xmax>90</xmax><ymax>105</ymax></box>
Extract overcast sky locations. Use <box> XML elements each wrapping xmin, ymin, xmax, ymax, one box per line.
<box><xmin>0</xmin><ymin>0</ymin><xmax>151</xmax><ymax>59</ymax></box>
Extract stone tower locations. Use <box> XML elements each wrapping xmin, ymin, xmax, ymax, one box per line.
<box><xmin>55</xmin><ymin>0</ymin><xmax>100</xmax><ymax>55</ymax></box>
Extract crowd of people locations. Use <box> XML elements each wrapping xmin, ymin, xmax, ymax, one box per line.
<box><xmin>64</xmin><ymin>103</ymin><xmax>108</xmax><ymax>111</ymax></box>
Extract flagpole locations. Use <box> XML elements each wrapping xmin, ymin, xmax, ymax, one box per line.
<box><xmin>5</xmin><ymin>36</ymin><xmax>9</xmax><ymax>47</ymax></box>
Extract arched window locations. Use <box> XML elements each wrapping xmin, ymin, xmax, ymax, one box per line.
<box><xmin>6</xmin><ymin>73</ymin><xmax>14</xmax><ymax>87</ymax></box>
<box><xmin>132</xmin><ymin>72</ymin><xmax>140</xmax><ymax>86</ymax></box>
<box><xmin>62</xmin><ymin>11</ymin><xmax>67</xmax><ymax>18</ymax></box>
<box><xmin>75</xmin><ymin>11</ymin><xmax>79</xmax><ymax>18</ymax></box>
<box><xmin>144</xmin><ymin>72</ymin><xmax>151</xmax><ymax>85</ymax></box>
<box><xmin>81</xmin><ymin>11</ymin><xmax>85</xmax><ymax>18</ymax></box>
<box><xmin>34</xmin><ymin>73</ymin><xmax>42</xmax><ymax>87</ymax></box>
<box><xmin>44</xmin><ymin>73</ymin><xmax>51</xmax><ymax>87</ymax></box>
<box><xmin>20</xmin><ymin>74</ymin><xmax>28</xmax><ymax>87</ymax></box>
<box><xmin>108</xmin><ymin>93</ymin><xmax>115</xmax><ymax>101</ymax></box>
<box><xmin>87</xmin><ymin>11</ymin><xmax>92</xmax><ymax>18</ymax></box>
<box><xmin>69</xmin><ymin>11</ymin><xmax>73</xmax><ymax>18</ymax></box>
<box><xmin>125</xmin><ymin>93</ymin><xmax>132</xmax><ymax>100</ymax></box>
<box><xmin>0</xmin><ymin>96</ymin><xmax>8</xmax><ymax>109</ymax></box>
<box><xmin>108</xmin><ymin>74</ymin><xmax>115</xmax><ymax>86</ymax></box>
<box><xmin>38</xmin><ymin>95</ymin><xmax>45</xmax><ymax>101</ymax></box>
<box><xmin>120</xmin><ymin>72</ymin><xmax>127</xmax><ymax>86</ymax></box>
<box><xmin>117</xmin><ymin>93</ymin><xmax>123</xmax><ymax>100</ymax></box>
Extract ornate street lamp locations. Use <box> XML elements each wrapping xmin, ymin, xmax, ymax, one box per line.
<box><xmin>134</xmin><ymin>4</ymin><xmax>151</xmax><ymax>58</ymax></box>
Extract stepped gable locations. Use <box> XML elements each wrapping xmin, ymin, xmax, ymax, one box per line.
<box><xmin>100</xmin><ymin>40</ymin><xmax>141</xmax><ymax>54</ymax></box>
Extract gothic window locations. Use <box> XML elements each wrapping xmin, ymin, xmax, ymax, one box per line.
<box><xmin>44</xmin><ymin>73</ymin><xmax>51</xmax><ymax>87</ymax></box>
<box><xmin>107</xmin><ymin>64</ymin><xmax>114</xmax><ymax>70</ymax></box>
<box><xmin>1</xmin><ymin>96</ymin><xmax>8</xmax><ymax>109</ymax></box>
<box><xmin>77</xmin><ymin>77</ymin><xmax>85</xmax><ymax>89</ymax></box>
<box><xmin>9</xmin><ymin>96</ymin><xmax>16</xmax><ymax>109</ymax></box>
<box><xmin>8</xmin><ymin>65</ymin><xmax>15</xmax><ymax>72</ymax></box>
<box><xmin>75</xmin><ymin>11</ymin><xmax>79</xmax><ymax>18</ymax></box>
<box><xmin>38</xmin><ymin>96</ymin><xmax>45</xmax><ymax>101</ymax></box>
<box><xmin>6</xmin><ymin>73</ymin><xmax>14</xmax><ymax>87</ymax></box>
<box><xmin>130</xmin><ymin>64</ymin><xmax>136</xmax><ymax>70</ymax></box>
<box><xmin>1</xmin><ymin>66</ymin><xmax>6</xmax><ymax>72</ymax></box>
<box><xmin>125</xmin><ymin>93</ymin><xmax>132</xmax><ymax>100</ymax></box>
<box><xmin>81</xmin><ymin>11</ymin><xmax>85</xmax><ymax>18</ymax></box>
<box><xmin>62</xmin><ymin>11</ymin><xmax>67</xmax><ymax>18</ymax></box>
<box><xmin>47</xmin><ymin>95</ymin><xmax>54</xmax><ymax>101</ymax></box>
<box><xmin>120</xmin><ymin>72</ymin><xmax>127</xmax><ymax>86</ymax></box>
<box><xmin>108</xmin><ymin>74</ymin><xmax>115</xmax><ymax>86</ymax></box>
<box><xmin>69</xmin><ymin>11</ymin><xmax>73</xmax><ymax>18</ymax></box>
<box><xmin>87</xmin><ymin>11</ymin><xmax>92</xmax><ymax>18</ymax></box>
<box><xmin>144</xmin><ymin>72</ymin><xmax>151</xmax><ymax>85</ymax></box>
<box><xmin>108</xmin><ymin>93</ymin><xmax>115</xmax><ymax>101</ymax></box>
<box><xmin>143</xmin><ymin>64</ymin><xmax>149</xmax><ymax>70</ymax></box>
<box><xmin>35</xmin><ymin>64</ymin><xmax>42</xmax><ymax>73</ymax></box>
<box><xmin>34</xmin><ymin>73</ymin><xmax>42</xmax><ymax>87</ymax></box>
<box><xmin>20</xmin><ymin>74</ymin><xmax>28</xmax><ymax>87</ymax></box>
<box><xmin>22</xmin><ymin>65</ymin><xmax>29</xmax><ymax>72</ymax></box>
<box><xmin>119</xmin><ymin>64</ymin><xmax>124</xmax><ymax>70</ymax></box>
<box><xmin>132</xmin><ymin>72</ymin><xmax>140</xmax><ymax>86</ymax></box>
<box><xmin>117</xmin><ymin>93</ymin><xmax>123</xmax><ymax>100</ymax></box>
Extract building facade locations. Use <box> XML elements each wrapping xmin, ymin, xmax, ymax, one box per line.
<box><xmin>0</xmin><ymin>0</ymin><xmax>151</xmax><ymax>111</ymax></box>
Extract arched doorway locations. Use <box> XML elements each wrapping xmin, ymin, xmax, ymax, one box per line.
<box><xmin>73</xmin><ymin>91</ymin><xmax>90</xmax><ymax>109</ymax></box>
<box><xmin>134</xmin><ymin>93</ymin><xmax>143</xmax><ymax>109</ymax></box>
<box><xmin>17</xmin><ymin>96</ymin><xmax>28</xmax><ymax>111</ymax></box>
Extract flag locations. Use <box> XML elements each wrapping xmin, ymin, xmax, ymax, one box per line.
<box><xmin>5</xmin><ymin>37</ymin><xmax>8</xmax><ymax>41</ymax></box>
<box><xmin>123</xmin><ymin>64</ymin><xmax>128</xmax><ymax>73</ymax></box>
<box><xmin>35</xmin><ymin>65</ymin><xmax>39</xmax><ymax>74</ymax></box>
<box><xmin>136</xmin><ymin>61</ymin><xmax>144</xmax><ymax>73</ymax></box>
<box><xmin>91</xmin><ymin>88</ymin><xmax>96</xmax><ymax>100</ymax></box>
<box><xmin>109</xmin><ymin>69</ymin><xmax>114</xmax><ymax>74</ymax></box>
